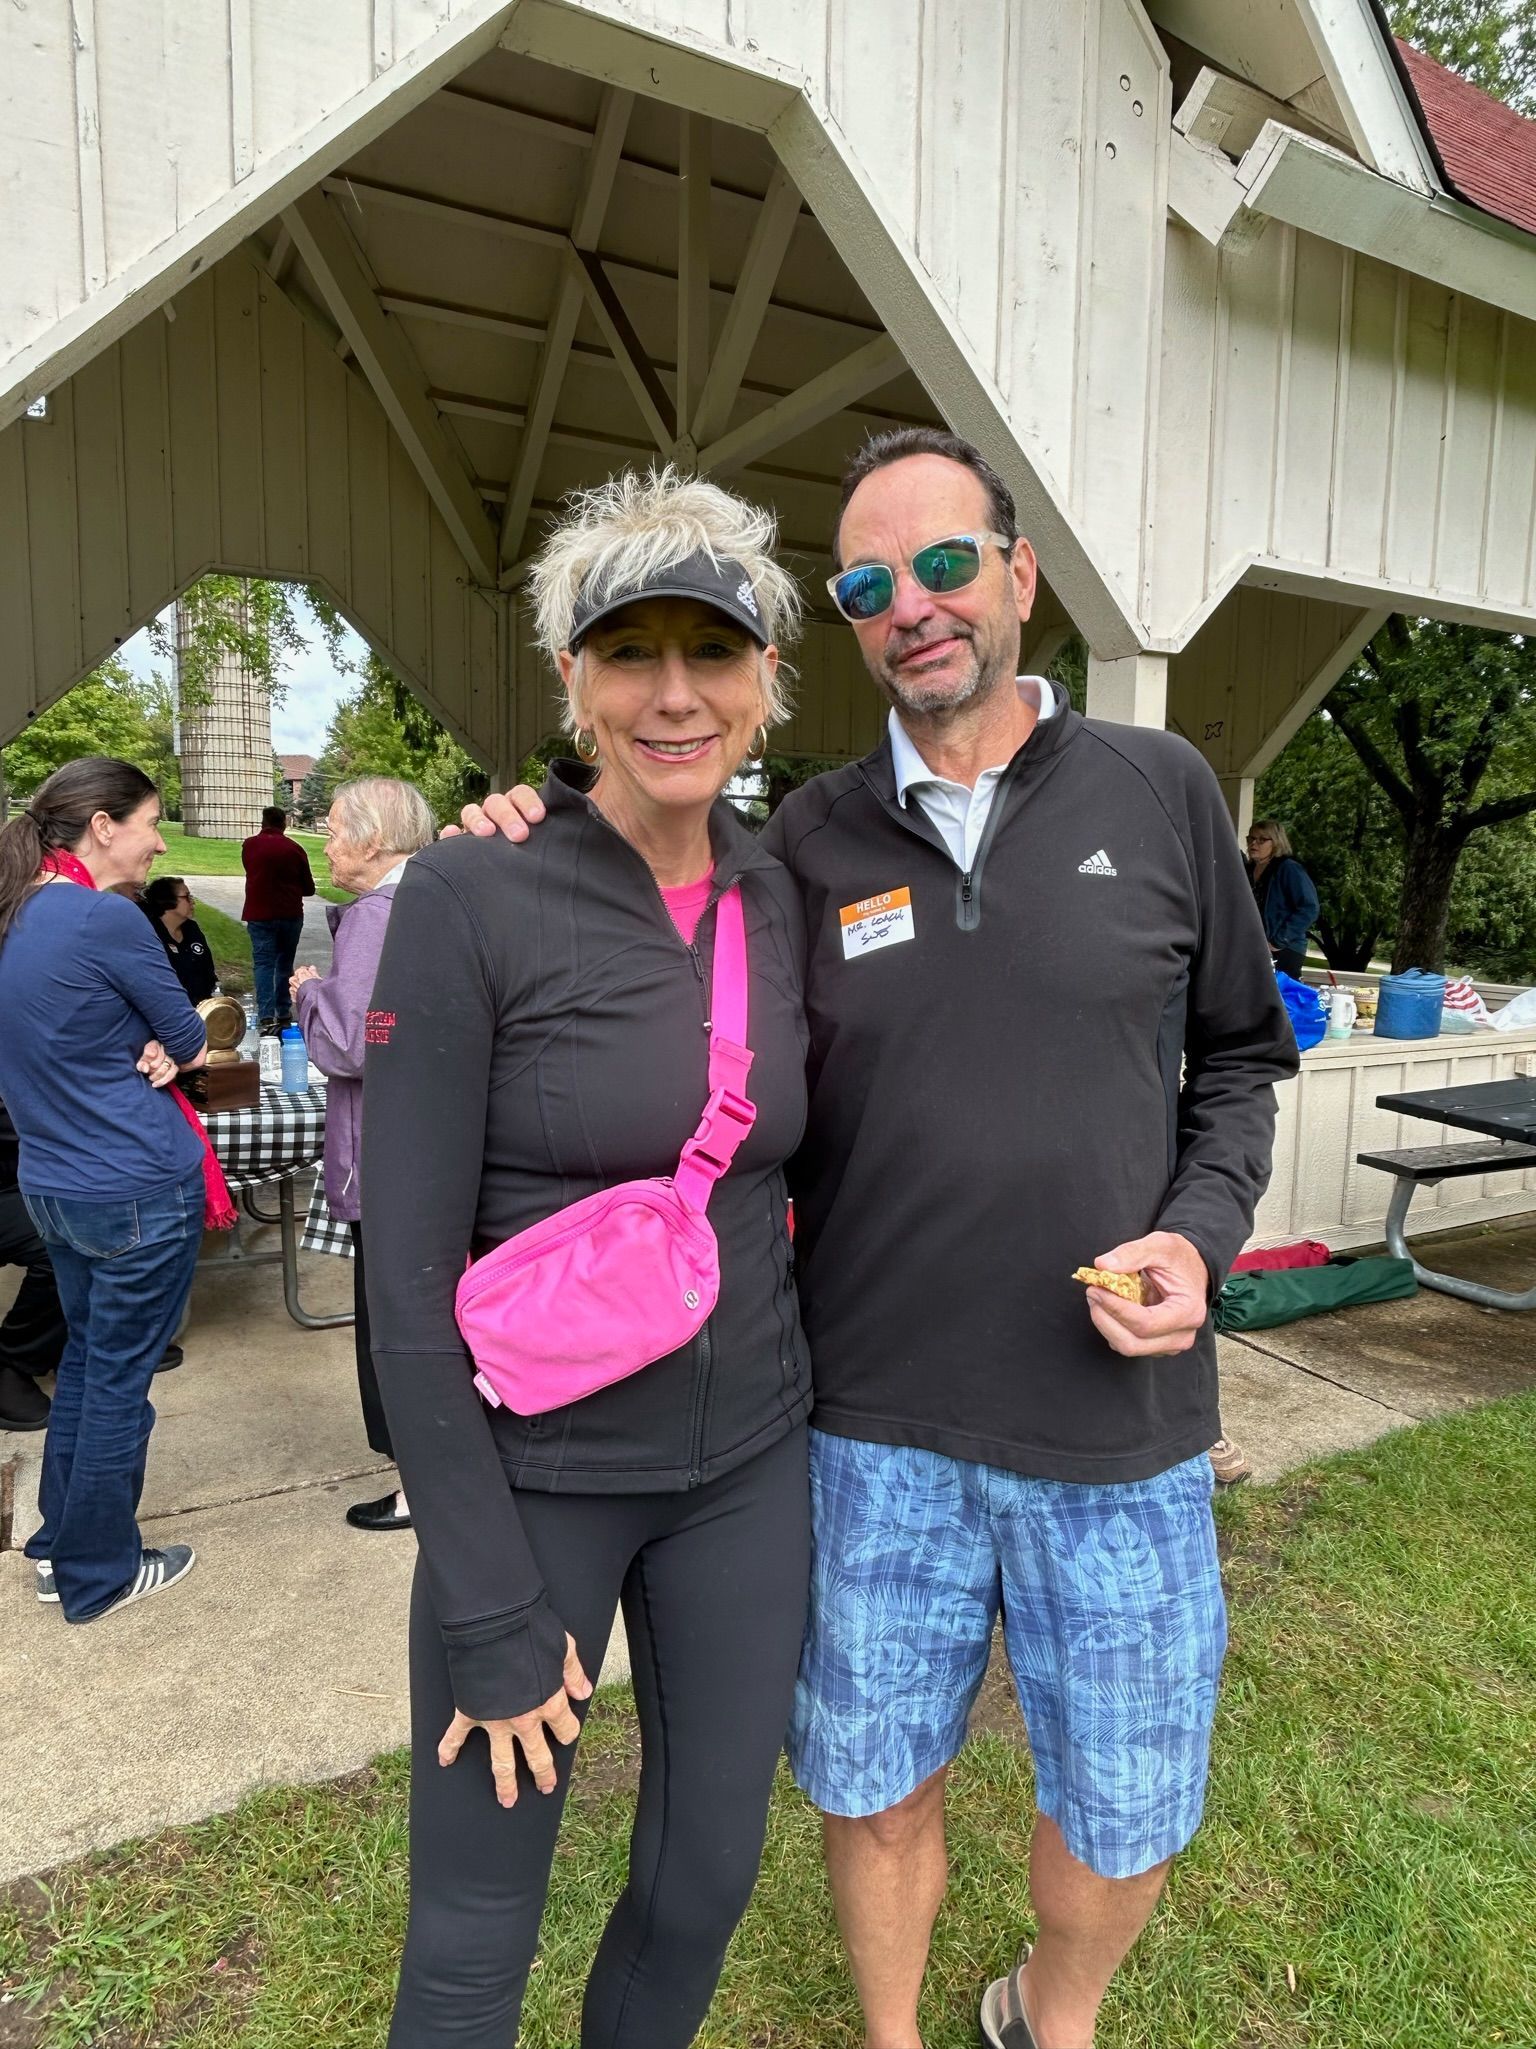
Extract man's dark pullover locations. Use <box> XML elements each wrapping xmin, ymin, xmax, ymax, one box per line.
<box><xmin>764</xmin><ymin>687</ymin><xmax>1298</xmax><ymax>1484</ymax></box>
<box><xmin>361</xmin><ymin>765</ymin><xmax>812</xmax><ymax>1719</ymax></box>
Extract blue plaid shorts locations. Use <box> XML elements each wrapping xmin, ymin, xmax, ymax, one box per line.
<box><xmin>787</xmin><ymin>1430</ymin><xmax>1227</xmax><ymax>1878</ymax></box>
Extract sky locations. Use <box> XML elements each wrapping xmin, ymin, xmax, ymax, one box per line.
<box><xmin>119</xmin><ymin>592</ymin><xmax>363</xmax><ymax>759</ymax></box>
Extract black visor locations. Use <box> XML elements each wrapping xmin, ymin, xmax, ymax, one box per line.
<box><xmin>568</xmin><ymin>548</ymin><xmax>772</xmax><ymax>651</ymax></box>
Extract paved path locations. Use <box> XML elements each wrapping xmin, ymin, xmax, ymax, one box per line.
<box><xmin>4</xmin><ymin>1217</ymin><xmax>1536</xmax><ymax>1879</ymax></box>
<box><xmin>183</xmin><ymin>874</ymin><xmax>336</xmax><ymax>973</ymax></box>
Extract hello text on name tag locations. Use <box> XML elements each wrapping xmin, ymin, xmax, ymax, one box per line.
<box><xmin>839</xmin><ymin>887</ymin><xmax>915</xmax><ymax>960</ymax></box>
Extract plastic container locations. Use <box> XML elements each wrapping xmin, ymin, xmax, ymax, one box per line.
<box><xmin>1373</xmin><ymin>969</ymin><xmax>1446</xmax><ymax>1040</ymax></box>
<box><xmin>280</xmin><ymin>1024</ymin><xmax>309</xmax><ymax>1093</ymax></box>
<box><xmin>1325</xmin><ymin>988</ymin><xmax>1356</xmax><ymax>1039</ymax></box>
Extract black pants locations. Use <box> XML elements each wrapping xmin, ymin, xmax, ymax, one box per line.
<box><xmin>389</xmin><ymin>1423</ymin><xmax>810</xmax><ymax>2049</ymax></box>
<box><xmin>1273</xmin><ymin>945</ymin><xmax>1307</xmax><ymax>978</ymax></box>
<box><xmin>0</xmin><ymin>1184</ymin><xmax>67</xmax><ymax>1379</ymax></box>
<box><xmin>349</xmin><ymin>1222</ymin><xmax>393</xmax><ymax>1459</ymax></box>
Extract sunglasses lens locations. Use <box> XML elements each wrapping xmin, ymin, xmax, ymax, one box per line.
<box><xmin>913</xmin><ymin>537</ymin><xmax>983</xmax><ymax>595</ymax></box>
<box><xmin>834</xmin><ymin>565</ymin><xmax>895</xmax><ymax>621</ymax></box>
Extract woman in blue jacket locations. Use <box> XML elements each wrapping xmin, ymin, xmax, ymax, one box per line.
<box><xmin>1246</xmin><ymin>819</ymin><xmax>1319</xmax><ymax>977</ymax></box>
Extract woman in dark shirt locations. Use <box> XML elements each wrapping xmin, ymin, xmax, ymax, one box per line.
<box><xmin>363</xmin><ymin>470</ymin><xmax>812</xmax><ymax>2048</ymax></box>
<box><xmin>1245</xmin><ymin>819</ymin><xmax>1319</xmax><ymax>977</ymax></box>
<box><xmin>142</xmin><ymin>877</ymin><xmax>218</xmax><ymax>1003</ymax></box>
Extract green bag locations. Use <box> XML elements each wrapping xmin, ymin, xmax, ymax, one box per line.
<box><xmin>1214</xmin><ymin>1257</ymin><xmax>1417</xmax><ymax>1333</ymax></box>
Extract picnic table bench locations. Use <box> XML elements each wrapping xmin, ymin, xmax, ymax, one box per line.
<box><xmin>1358</xmin><ymin>1078</ymin><xmax>1536</xmax><ymax>1310</ymax></box>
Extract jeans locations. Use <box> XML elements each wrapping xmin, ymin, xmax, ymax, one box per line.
<box><xmin>248</xmin><ymin>916</ymin><xmax>305</xmax><ymax>1024</ymax></box>
<box><xmin>0</xmin><ymin>1183</ymin><xmax>67</xmax><ymax>1379</ymax></box>
<box><xmin>22</xmin><ymin>1168</ymin><xmax>205</xmax><ymax>1620</ymax></box>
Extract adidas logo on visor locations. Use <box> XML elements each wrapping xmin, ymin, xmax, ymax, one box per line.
<box><xmin>1077</xmin><ymin>849</ymin><xmax>1117</xmax><ymax>876</ymax></box>
<box><xmin>734</xmin><ymin>578</ymin><xmax>759</xmax><ymax>617</ymax></box>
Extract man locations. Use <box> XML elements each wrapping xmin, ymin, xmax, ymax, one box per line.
<box><xmin>464</xmin><ymin>430</ymin><xmax>1296</xmax><ymax>2048</ymax></box>
<box><xmin>240</xmin><ymin>806</ymin><xmax>314</xmax><ymax>1032</ymax></box>
<box><xmin>0</xmin><ymin>1093</ymin><xmax>66</xmax><ymax>1430</ymax></box>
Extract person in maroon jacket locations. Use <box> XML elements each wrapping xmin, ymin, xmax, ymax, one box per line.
<box><xmin>240</xmin><ymin>806</ymin><xmax>314</xmax><ymax>1030</ymax></box>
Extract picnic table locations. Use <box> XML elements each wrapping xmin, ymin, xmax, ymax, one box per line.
<box><xmin>1358</xmin><ymin>1077</ymin><xmax>1536</xmax><ymax>1310</ymax></box>
<box><xmin>203</xmin><ymin>1080</ymin><xmax>354</xmax><ymax>1330</ymax></box>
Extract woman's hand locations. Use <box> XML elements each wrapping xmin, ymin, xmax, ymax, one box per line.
<box><xmin>440</xmin><ymin>786</ymin><xmax>546</xmax><ymax>843</ymax></box>
<box><xmin>438</xmin><ymin>1633</ymin><xmax>593</xmax><ymax>1808</ymax></box>
<box><xmin>290</xmin><ymin>964</ymin><xmax>320</xmax><ymax>1000</ymax></box>
<box><xmin>136</xmin><ymin>1040</ymin><xmax>179</xmax><ymax>1089</ymax></box>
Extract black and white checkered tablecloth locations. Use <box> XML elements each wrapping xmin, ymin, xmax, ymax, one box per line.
<box><xmin>204</xmin><ymin>1081</ymin><xmax>353</xmax><ymax>1258</ymax></box>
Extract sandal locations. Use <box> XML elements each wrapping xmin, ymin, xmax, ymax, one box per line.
<box><xmin>978</xmin><ymin>1942</ymin><xmax>1037</xmax><ymax>2048</ymax></box>
<box><xmin>1208</xmin><ymin>1435</ymin><xmax>1252</xmax><ymax>1487</ymax></box>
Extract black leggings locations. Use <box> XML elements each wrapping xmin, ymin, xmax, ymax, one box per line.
<box><xmin>348</xmin><ymin>1222</ymin><xmax>393</xmax><ymax>1459</ymax></box>
<box><xmin>389</xmin><ymin>1424</ymin><xmax>810</xmax><ymax>2048</ymax></box>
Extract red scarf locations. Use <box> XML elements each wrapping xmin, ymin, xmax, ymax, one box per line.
<box><xmin>38</xmin><ymin>851</ymin><xmax>236</xmax><ymax>1229</ymax></box>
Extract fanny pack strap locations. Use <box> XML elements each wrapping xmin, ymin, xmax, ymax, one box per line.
<box><xmin>672</xmin><ymin>884</ymin><xmax>756</xmax><ymax>1212</ymax></box>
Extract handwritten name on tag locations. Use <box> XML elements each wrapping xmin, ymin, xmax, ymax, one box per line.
<box><xmin>839</xmin><ymin>887</ymin><xmax>915</xmax><ymax>960</ymax></box>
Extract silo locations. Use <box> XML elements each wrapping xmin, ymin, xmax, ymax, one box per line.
<box><xmin>177</xmin><ymin>583</ymin><xmax>273</xmax><ymax>839</ymax></box>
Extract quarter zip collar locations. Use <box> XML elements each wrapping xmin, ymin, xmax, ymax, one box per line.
<box><xmin>857</xmin><ymin>677</ymin><xmax>1079</xmax><ymax>808</ymax></box>
<box><xmin>545</xmin><ymin>757</ymin><xmax>779</xmax><ymax>897</ymax></box>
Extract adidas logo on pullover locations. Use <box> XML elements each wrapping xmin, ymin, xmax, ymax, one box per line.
<box><xmin>1078</xmin><ymin>848</ymin><xmax>1117</xmax><ymax>876</ymax></box>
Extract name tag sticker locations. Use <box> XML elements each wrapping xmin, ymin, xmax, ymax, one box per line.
<box><xmin>839</xmin><ymin>887</ymin><xmax>915</xmax><ymax>960</ymax></box>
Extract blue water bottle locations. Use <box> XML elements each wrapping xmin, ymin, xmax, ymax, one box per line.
<box><xmin>280</xmin><ymin>1024</ymin><xmax>308</xmax><ymax>1094</ymax></box>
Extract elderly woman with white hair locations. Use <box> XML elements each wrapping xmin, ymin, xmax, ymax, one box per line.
<box><xmin>290</xmin><ymin>774</ymin><xmax>435</xmax><ymax>1534</ymax></box>
<box><xmin>360</xmin><ymin>469</ymin><xmax>814</xmax><ymax>2047</ymax></box>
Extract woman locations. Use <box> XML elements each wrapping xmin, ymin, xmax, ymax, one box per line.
<box><xmin>361</xmin><ymin>469</ymin><xmax>812</xmax><ymax>2047</ymax></box>
<box><xmin>1246</xmin><ymin>818</ymin><xmax>1319</xmax><ymax>978</ymax></box>
<box><xmin>289</xmin><ymin>775</ymin><xmax>434</xmax><ymax>1536</ymax></box>
<box><xmin>142</xmin><ymin>876</ymin><xmax>218</xmax><ymax>1003</ymax></box>
<box><xmin>0</xmin><ymin>759</ymin><xmax>209</xmax><ymax>1621</ymax></box>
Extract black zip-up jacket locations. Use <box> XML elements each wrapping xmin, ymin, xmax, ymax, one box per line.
<box><xmin>764</xmin><ymin>686</ymin><xmax>1298</xmax><ymax>1484</ymax></box>
<box><xmin>361</xmin><ymin>764</ymin><xmax>812</xmax><ymax>1718</ymax></box>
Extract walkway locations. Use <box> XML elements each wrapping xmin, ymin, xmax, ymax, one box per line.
<box><xmin>4</xmin><ymin>1218</ymin><xmax>1536</xmax><ymax>1880</ymax></box>
<box><xmin>183</xmin><ymin>874</ymin><xmax>335</xmax><ymax>973</ymax></box>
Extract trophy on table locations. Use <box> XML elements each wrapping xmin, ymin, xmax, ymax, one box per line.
<box><xmin>184</xmin><ymin>995</ymin><xmax>261</xmax><ymax>1111</ymax></box>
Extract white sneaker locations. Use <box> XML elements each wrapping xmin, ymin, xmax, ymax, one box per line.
<box><xmin>35</xmin><ymin>1558</ymin><xmax>59</xmax><ymax>1603</ymax></box>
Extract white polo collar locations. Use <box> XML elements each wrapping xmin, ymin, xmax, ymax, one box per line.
<box><xmin>890</xmin><ymin>675</ymin><xmax>1058</xmax><ymax>806</ymax></box>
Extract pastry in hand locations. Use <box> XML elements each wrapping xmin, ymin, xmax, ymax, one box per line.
<box><xmin>1072</xmin><ymin>1265</ymin><xmax>1155</xmax><ymax>1307</ymax></box>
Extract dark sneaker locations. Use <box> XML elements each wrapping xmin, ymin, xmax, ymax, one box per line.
<box><xmin>76</xmin><ymin>1544</ymin><xmax>197</xmax><ymax>1622</ymax></box>
<box><xmin>35</xmin><ymin>1558</ymin><xmax>59</xmax><ymax>1604</ymax></box>
<box><xmin>0</xmin><ymin>1365</ymin><xmax>50</xmax><ymax>1430</ymax></box>
<box><xmin>156</xmin><ymin>1345</ymin><xmax>184</xmax><ymax>1374</ymax></box>
<box><xmin>979</xmin><ymin>1943</ymin><xmax>1038</xmax><ymax>2048</ymax></box>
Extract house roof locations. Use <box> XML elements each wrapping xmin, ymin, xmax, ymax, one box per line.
<box><xmin>1394</xmin><ymin>39</ymin><xmax>1536</xmax><ymax>240</ymax></box>
<box><xmin>277</xmin><ymin>752</ymin><xmax>315</xmax><ymax>782</ymax></box>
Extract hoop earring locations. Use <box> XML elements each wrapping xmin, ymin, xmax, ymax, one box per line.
<box><xmin>745</xmin><ymin>724</ymin><xmax>768</xmax><ymax>765</ymax></box>
<box><xmin>575</xmin><ymin>728</ymin><xmax>600</xmax><ymax>762</ymax></box>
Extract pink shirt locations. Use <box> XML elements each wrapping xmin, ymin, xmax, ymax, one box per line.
<box><xmin>659</xmin><ymin>872</ymin><xmax>714</xmax><ymax>944</ymax></box>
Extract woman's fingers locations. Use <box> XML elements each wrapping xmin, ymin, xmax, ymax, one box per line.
<box><xmin>437</xmin><ymin>1709</ymin><xmax>473</xmax><ymax>1769</ymax></box>
<box><xmin>488</xmin><ymin>1723</ymin><xmax>525</xmax><ymax>1808</ymax></box>
<box><xmin>563</xmin><ymin>1632</ymin><xmax>593</xmax><ymax>1701</ymax></box>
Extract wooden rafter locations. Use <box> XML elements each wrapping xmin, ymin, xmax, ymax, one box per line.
<box><xmin>282</xmin><ymin>189</ymin><xmax>498</xmax><ymax>586</ymax></box>
<box><xmin>676</xmin><ymin>113</ymin><xmax>712</xmax><ymax>465</ymax></box>
<box><xmin>691</xmin><ymin>163</ymin><xmax>802</xmax><ymax>450</ymax></box>
<box><xmin>698</xmin><ymin>333</ymin><xmax>903</xmax><ymax>476</ymax></box>
<box><xmin>498</xmin><ymin>87</ymin><xmax>634</xmax><ymax>576</ymax></box>
<box><xmin>574</xmin><ymin>251</ymin><xmax>675</xmax><ymax>456</ymax></box>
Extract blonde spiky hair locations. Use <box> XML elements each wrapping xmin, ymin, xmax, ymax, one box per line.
<box><xmin>530</xmin><ymin>466</ymin><xmax>803</xmax><ymax>732</ymax></box>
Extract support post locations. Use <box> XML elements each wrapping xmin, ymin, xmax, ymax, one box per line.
<box><xmin>1218</xmin><ymin>774</ymin><xmax>1256</xmax><ymax>842</ymax></box>
<box><xmin>1085</xmin><ymin>650</ymin><xmax>1168</xmax><ymax>728</ymax></box>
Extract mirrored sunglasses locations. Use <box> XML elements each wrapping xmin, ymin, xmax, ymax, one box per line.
<box><xmin>826</xmin><ymin>531</ymin><xmax>1012</xmax><ymax>624</ymax></box>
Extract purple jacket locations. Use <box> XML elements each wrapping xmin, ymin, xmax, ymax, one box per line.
<box><xmin>293</xmin><ymin>880</ymin><xmax>399</xmax><ymax>1222</ymax></box>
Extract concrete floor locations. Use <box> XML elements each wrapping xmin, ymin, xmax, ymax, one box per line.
<box><xmin>4</xmin><ymin>1215</ymin><xmax>1536</xmax><ymax>1881</ymax></box>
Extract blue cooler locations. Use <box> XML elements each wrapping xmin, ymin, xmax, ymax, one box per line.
<box><xmin>1373</xmin><ymin>969</ymin><xmax>1446</xmax><ymax>1039</ymax></box>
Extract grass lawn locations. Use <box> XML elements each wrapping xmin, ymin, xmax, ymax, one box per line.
<box><xmin>5</xmin><ymin>1395</ymin><xmax>1536</xmax><ymax>2047</ymax></box>
<box><xmin>188</xmin><ymin>902</ymin><xmax>254</xmax><ymax>1000</ymax></box>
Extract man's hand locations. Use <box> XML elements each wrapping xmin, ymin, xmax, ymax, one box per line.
<box><xmin>437</xmin><ymin>1632</ymin><xmax>592</xmax><ymax>1808</ymax></box>
<box><xmin>1083</xmin><ymin>1231</ymin><xmax>1210</xmax><ymax>1358</ymax></box>
<box><xmin>136</xmin><ymin>1040</ymin><xmax>179</xmax><ymax>1090</ymax></box>
<box><xmin>442</xmin><ymin>785</ymin><xmax>547</xmax><ymax>843</ymax></box>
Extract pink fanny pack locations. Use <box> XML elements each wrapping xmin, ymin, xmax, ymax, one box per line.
<box><xmin>455</xmin><ymin>886</ymin><xmax>755</xmax><ymax>1417</ymax></box>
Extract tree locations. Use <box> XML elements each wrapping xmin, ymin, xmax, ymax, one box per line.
<box><xmin>310</xmin><ymin>653</ymin><xmax>488</xmax><ymax>826</ymax></box>
<box><xmin>1</xmin><ymin>658</ymin><xmax>181</xmax><ymax>811</ymax></box>
<box><xmin>1388</xmin><ymin>1</ymin><xmax>1536</xmax><ymax>114</ymax></box>
<box><xmin>1265</xmin><ymin>617</ymin><xmax>1536</xmax><ymax>974</ymax></box>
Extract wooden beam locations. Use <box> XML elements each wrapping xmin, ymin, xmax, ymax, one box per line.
<box><xmin>265</xmin><ymin>223</ymin><xmax>294</xmax><ymax>284</ymax></box>
<box><xmin>1173</xmin><ymin>65</ymin><xmax>1342</xmax><ymax>160</ymax></box>
<box><xmin>498</xmin><ymin>87</ymin><xmax>634</xmax><ymax>574</ymax></box>
<box><xmin>676</xmin><ymin>113</ymin><xmax>712</xmax><ymax>464</ymax></box>
<box><xmin>691</xmin><ymin>162</ymin><xmax>802</xmax><ymax>449</ymax></box>
<box><xmin>283</xmin><ymin>189</ymin><xmax>499</xmax><ymax>586</ymax></box>
<box><xmin>574</xmin><ymin>251</ymin><xmax>675</xmax><ymax>455</ymax></box>
<box><xmin>698</xmin><ymin>332</ymin><xmax>903</xmax><ymax>476</ymax></box>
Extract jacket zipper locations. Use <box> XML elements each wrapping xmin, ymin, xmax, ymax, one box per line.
<box><xmin>954</xmin><ymin>778</ymin><xmax>1012</xmax><ymax>932</ymax></box>
<box><xmin>688</xmin><ymin>1317</ymin><xmax>711</xmax><ymax>1486</ymax></box>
